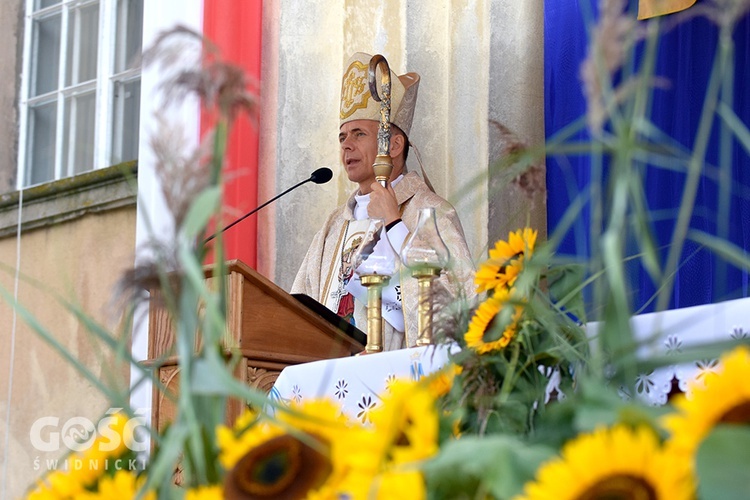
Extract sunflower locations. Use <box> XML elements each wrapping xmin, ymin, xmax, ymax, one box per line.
<box><xmin>26</xmin><ymin>476</ymin><xmax>63</xmax><ymax>500</ymax></box>
<box><xmin>475</xmin><ymin>228</ymin><xmax>537</xmax><ymax>293</ymax></box>
<box><xmin>75</xmin><ymin>470</ymin><xmax>154</xmax><ymax>500</ymax></box>
<box><xmin>311</xmin><ymin>467</ymin><xmax>425</xmax><ymax>500</ymax></box>
<box><xmin>216</xmin><ymin>411</ymin><xmax>284</xmax><ymax>470</ymax></box>
<box><xmin>372</xmin><ymin>379</ymin><xmax>440</xmax><ymax>465</ymax></box>
<box><xmin>320</xmin><ymin>381</ymin><xmax>436</xmax><ymax>498</ymax></box>
<box><xmin>26</xmin><ymin>412</ymin><xmax>136</xmax><ymax>499</ymax></box>
<box><xmin>276</xmin><ymin>400</ymin><xmax>348</xmax><ymax>444</ymax></box>
<box><xmin>332</xmin><ymin>422</ymin><xmax>424</xmax><ymax>499</ymax></box>
<box><xmin>515</xmin><ymin>425</ymin><xmax>693</xmax><ymax>500</ymax></box>
<box><xmin>29</xmin><ymin>470</ymin><xmax>80</xmax><ymax>499</ymax></box>
<box><xmin>219</xmin><ymin>400</ymin><xmax>360</xmax><ymax>499</ymax></box>
<box><xmin>375</xmin><ymin>469</ymin><xmax>427</xmax><ymax>500</ymax></box>
<box><xmin>344</xmin><ymin>379</ymin><xmax>436</xmax><ymax>500</ymax></box>
<box><xmin>421</xmin><ymin>363</ymin><xmax>461</xmax><ymax>398</ymax></box>
<box><xmin>185</xmin><ymin>485</ymin><xmax>223</xmax><ymax>500</ymax></box>
<box><xmin>474</xmin><ymin>259</ymin><xmax>521</xmax><ymax>294</ymax></box>
<box><xmin>310</xmin><ymin>427</ymin><xmax>419</xmax><ymax>500</ymax></box>
<box><xmin>464</xmin><ymin>288</ymin><xmax>523</xmax><ymax>354</ymax></box>
<box><xmin>662</xmin><ymin>345</ymin><xmax>750</xmax><ymax>461</ymax></box>
<box><xmin>223</xmin><ymin>433</ymin><xmax>333</xmax><ymax>500</ymax></box>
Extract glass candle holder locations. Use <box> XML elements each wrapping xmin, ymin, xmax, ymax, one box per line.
<box><xmin>400</xmin><ymin>208</ymin><xmax>450</xmax><ymax>346</ymax></box>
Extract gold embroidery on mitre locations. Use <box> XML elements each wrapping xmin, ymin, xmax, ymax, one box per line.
<box><xmin>340</xmin><ymin>60</ymin><xmax>370</xmax><ymax>120</ymax></box>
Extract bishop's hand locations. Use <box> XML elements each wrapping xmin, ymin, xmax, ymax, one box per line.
<box><xmin>367</xmin><ymin>181</ymin><xmax>400</xmax><ymax>225</ymax></box>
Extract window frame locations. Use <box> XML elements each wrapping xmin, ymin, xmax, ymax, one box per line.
<box><xmin>17</xmin><ymin>0</ymin><xmax>141</xmax><ymax>189</ymax></box>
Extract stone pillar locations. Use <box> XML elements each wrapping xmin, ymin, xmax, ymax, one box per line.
<box><xmin>487</xmin><ymin>1</ymin><xmax>547</xmax><ymax>247</ymax></box>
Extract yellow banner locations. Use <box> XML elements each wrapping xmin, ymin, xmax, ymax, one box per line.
<box><xmin>638</xmin><ymin>0</ymin><xmax>697</xmax><ymax>20</ymax></box>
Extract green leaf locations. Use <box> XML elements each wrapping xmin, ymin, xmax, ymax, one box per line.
<box><xmin>423</xmin><ymin>435</ymin><xmax>555</xmax><ymax>499</ymax></box>
<box><xmin>717</xmin><ymin>102</ymin><xmax>750</xmax><ymax>157</ymax></box>
<box><xmin>696</xmin><ymin>425</ymin><xmax>750</xmax><ymax>500</ymax></box>
<box><xmin>182</xmin><ymin>186</ymin><xmax>221</xmax><ymax>239</ymax></box>
<box><xmin>143</xmin><ymin>422</ymin><xmax>191</xmax><ymax>492</ymax></box>
<box><xmin>628</xmin><ymin>175</ymin><xmax>662</xmax><ymax>283</ymax></box>
<box><xmin>191</xmin><ymin>356</ymin><xmax>238</xmax><ymax>395</ymax></box>
<box><xmin>547</xmin><ymin>264</ymin><xmax>586</xmax><ymax>321</ymax></box>
<box><xmin>688</xmin><ymin>230</ymin><xmax>750</xmax><ymax>270</ymax></box>
<box><xmin>191</xmin><ymin>353</ymin><xmax>273</xmax><ymax>409</ymax></box>
<box><xmin>484</xmin><ymin>399</ymin><xmax>529</xmax><ymax>436</ymax></box>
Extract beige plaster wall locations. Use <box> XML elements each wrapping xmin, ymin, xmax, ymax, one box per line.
<box><xmin>258</xmin><ymin>0</ymin><xmax>546</xmax><ymax>289</ymax></box>
<box><xmin>0</xmin><ymin>207</ymin><xmax>136</xmax><ymax>497</ymax></box>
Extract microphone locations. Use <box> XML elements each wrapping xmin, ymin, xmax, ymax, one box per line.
<box><xmin>204</xmin><ymin>167</ymin><xmax>333</xmax><ymax>244</ymax></box>
<box><xmin>310</xmin><ymin>166</ymin><xmax>333</xmax><ymax>184</ymax></box>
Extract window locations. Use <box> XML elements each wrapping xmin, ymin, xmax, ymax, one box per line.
<box><xmin>19</xmin><ymin>0</ymin><xmax>143</xmax><ymax>188</ymax></box>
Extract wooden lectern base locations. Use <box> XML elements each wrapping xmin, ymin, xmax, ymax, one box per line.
<box><xmin>147</xmin><ymin>259</ymin><xmax>364</xmax><ymax>432</ymax></box>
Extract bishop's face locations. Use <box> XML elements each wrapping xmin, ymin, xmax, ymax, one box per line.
<box><xmin>339</xmin><ymin>119</ymin><xmax>380</xmax><ymax>193</ymax></box>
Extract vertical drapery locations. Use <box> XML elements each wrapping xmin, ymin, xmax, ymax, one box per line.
<box><xmin>544</xmin><ymin>1</ymin><xmax>750</xmax><ymax>313</ymax></box>
<box><xmin>202</xmin><ymin>0</ymin><xmax>263</xmax><ymax>267</ymax></box>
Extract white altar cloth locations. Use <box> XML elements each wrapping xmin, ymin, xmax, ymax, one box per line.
<box><xmin>586</xmin><ymin>296</ymin><xmax>750</xmax><ymax>405</ymax></box>
<box><xmin>269</xmin><ymin>297</ymin><xmax>749</xmax><ymax>418</ymax></box>
<box><xmin>269</xmin><ymin>344</ymin><xmax>457</xmax><ymax>423</ymax></box>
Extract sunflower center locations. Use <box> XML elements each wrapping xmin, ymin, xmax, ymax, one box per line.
<box><xmin>395</xmin><ymin>416</ymin><xmax>413</xmax><ymax>447</ymax></box>
<box><xmin>577</xmin><ymin>474</ymin><xmax>657</xmax><ymax>500</ymax></box>
<box><xmin>234</xmin><ymin>436</ymin><xmax>300</xmax><ymax>495</ymax></box>
<box><xmin>227</xmin><ymin>433</ymin><xmax>332</xmax><ymax>499</ymax></box>
<box><xmin>719</xmin><ymin>401</ymin><xmax>750</xmax><ymax>424</ymax></box>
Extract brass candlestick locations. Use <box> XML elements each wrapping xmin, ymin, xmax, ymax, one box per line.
<box><xmin>412</xmin><ymin>267</ymin><xmax>441</xmax><ymax>346</ymax></box>
<box><xmin>349</xmin><ymin>218</ymin><xmax>398</xmax><ymax>353</ymax></box>
<box><xmin>360</xmin><ymin>274</ymin><xmax>390</xmax><ymax>353</ymax></box>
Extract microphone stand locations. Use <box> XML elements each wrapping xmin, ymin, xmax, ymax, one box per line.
<box><xmin>204</xmin><ymin>175</ymin><xmax>319</xmax><ymax>244</ymax></box>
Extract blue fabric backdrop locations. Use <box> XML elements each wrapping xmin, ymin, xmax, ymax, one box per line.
<box><xmin>544</xmin><ymin>1</ymin><xmax>750</xmax><ymax>313</ymax></box>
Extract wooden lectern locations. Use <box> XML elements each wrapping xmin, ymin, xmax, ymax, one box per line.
<box><xmin>148</xmin><ymin>259</ymin><xmax>364</xmax><ymax>432</ymax></box>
